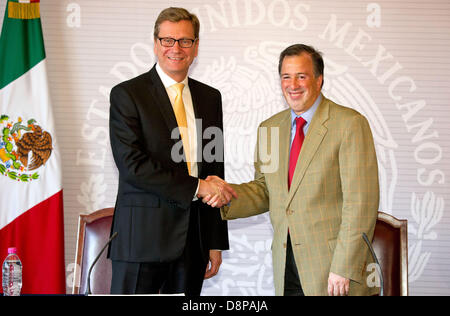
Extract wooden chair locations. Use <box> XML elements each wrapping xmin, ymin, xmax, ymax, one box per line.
<box><xmin>72</xmin><ymin>207</ymin><xmax>114</xmax><ymax>295</ymax></box>
<box><xmin>372</xmin><ymin>211</ymin><xmax>408</xmax><ymax>296</ymax></box>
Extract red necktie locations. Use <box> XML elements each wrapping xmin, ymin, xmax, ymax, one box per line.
<box><xmin>288</xmin><ymin>117</ymin><xmax>307</xmax><ymax>189</ymax></box>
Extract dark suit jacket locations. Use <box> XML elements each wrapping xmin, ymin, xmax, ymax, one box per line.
<box><xmin>108</xmin><ymin>65</ymin><xmax>228</xmax><ymax>263</ymax></box>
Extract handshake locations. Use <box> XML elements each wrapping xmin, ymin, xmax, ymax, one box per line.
<box><xmin>197</xmin><ymin>176</ymin><xmax>238</xmax><ymax>208</ymax></box>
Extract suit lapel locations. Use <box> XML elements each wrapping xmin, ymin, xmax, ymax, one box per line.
<box><xmin>188</xmin><ymin>79</ymin><xmax>202</xmax><ymax>122</ymax></box>
<box><xmin>286</xmin><ymin>97</ymin><xmax>330</xmax><ymax>205</ymax></box>
<box><xmin>188</xmin><ymin>79</ymin><xmax>204</xmax><ymax>176</ymax></box>
<box><xmin>277</xmin><ymin>111</ymin><xmax>291</xmax><ymax>196</ymax></box>
<box><xmin>148</xmin><ymin>66</ymin><xmax>179</xmax><ymax>144</ymax></box>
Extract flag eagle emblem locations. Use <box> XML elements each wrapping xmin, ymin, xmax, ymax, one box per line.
<box><xmin>0</xmin><ymin>115</ymin><xmax>52</xmax><ymax>182</ymax></box>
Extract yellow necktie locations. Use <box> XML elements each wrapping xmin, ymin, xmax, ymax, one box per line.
<box><xmin>172</xmin><ymin>83</ymin><xmax>191</xmax><ymax>175</ymax></box>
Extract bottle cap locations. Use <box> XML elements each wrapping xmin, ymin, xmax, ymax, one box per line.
<box><xmin>7</xmin><ymin>247</ymin><xmax>17</xmax><ymax>254</ymax></box>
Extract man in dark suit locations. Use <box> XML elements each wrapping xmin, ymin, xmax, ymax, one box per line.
<box><xmin>107</xmin><ymin>7</ymin><xmax>235</xmax><ymax>295</ymax></box>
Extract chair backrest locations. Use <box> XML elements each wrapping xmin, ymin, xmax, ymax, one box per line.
<box><xmin>372</xmin><ymin>211</ymin><xmax>408</xmax><ymax>296</ymax></box>
<box><xmin>72</xmin><ymin>207</ymin><xmax>114</xmax><ymax>295</ymax></box>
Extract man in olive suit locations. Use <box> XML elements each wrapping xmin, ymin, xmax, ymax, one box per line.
<box><xmin>202</xmin><ymin>44</ymin><xmax>380</xmax><ymax>296</ymax></box>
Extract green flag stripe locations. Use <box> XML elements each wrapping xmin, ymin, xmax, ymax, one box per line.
<box><xmin>0</xmin><ymin>0</ymin><xmax>46</xmax><ymax>90</ymax></box>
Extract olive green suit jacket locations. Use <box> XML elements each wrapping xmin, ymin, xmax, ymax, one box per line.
<box><xmin>221</xmin><ymin>96</ymin><xmax>380</xmax><ymax>296</ymax></box>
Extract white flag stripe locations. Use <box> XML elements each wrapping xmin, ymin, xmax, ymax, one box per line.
<box><xmin>0</xmin><ymin>60</ymin><xmax>61</xmax><ymax>230</ymax></box>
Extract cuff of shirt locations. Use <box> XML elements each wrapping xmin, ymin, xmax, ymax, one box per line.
<box><xmin>193</xmin><ymin>179</ymin><xmax>200</xmax><ymax>201</ymax></box>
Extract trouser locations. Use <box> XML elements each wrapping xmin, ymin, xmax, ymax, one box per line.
<box><xmin>284</xmin><ymin>233</ymin><xmax>304</xmax><ymax>296</ymax></box>
<box><xmin>110</xmin><ymin>207</ymin><xmax>207</xmax><ymax>296</ymax></box>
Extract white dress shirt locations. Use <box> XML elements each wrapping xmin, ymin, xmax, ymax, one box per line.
<box><xmin>156</xmin><ymin>64</ymin><xmax>200</xmax><ymax>198</ymax></box>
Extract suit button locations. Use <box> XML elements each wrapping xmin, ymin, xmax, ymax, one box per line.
<box><xmin>283</xmin><ymin>243</ymin><xmax>287</xmax><ymax>249</ymax></box>
<box><xmin>286</xmin><ymin>209</ymin><xmax>294</xmax><ymax>215</ymax></box>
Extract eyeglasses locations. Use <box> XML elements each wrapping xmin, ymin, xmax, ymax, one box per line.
<box><xmin>157</xmin><ymin>37</ymin><xmax>197</xmax><ymax>48</ymax></box>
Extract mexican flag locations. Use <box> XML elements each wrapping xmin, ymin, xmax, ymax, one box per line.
<box><xmin>0</xmin><ymin>0</ymin><xmax>65</xmax><ymax>294</ymax></box>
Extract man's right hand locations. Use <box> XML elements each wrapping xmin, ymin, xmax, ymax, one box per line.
<box><xmin>197</xmin><ymin>176</ymin><xmax>237</xmax><ymax>208</ymax></box>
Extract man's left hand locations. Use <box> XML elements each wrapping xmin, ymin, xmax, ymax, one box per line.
<box><xmin>328</xmin><ymin>272</ymin><xmax>350</xmax><ymax>296</ymax></box>
<box><xmin>204</xmin><ymin>250</ymin><xmax>222</xmax><ymax>279</ymax></box>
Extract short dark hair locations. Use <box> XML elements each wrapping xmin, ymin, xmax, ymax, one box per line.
<box><xmin>278</xmin><ymin>44</ymin><xmax>324</xmax><ymax>87</ymax></box>
<box><xmin>154</xmin><ymin>7</ymin><xmax>200</xmax><ymax>39</ymax></box>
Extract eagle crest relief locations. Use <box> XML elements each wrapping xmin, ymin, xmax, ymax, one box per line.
<box><xmin>0</xmin><ymin>115</ymin><xmax>53</xmax><ymax>182</ymax></box>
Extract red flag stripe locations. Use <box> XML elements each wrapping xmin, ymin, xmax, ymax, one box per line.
<box><xmin>0</xmin><ymin>190</ymin><xmax>65</xmax><ymax>294</ymax></box>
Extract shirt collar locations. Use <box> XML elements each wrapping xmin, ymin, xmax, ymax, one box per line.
<box><xmin>291</xmin><ymin>93</ymin><xmax>322</xmax><ymax>126</ymax></box>
<box><xmin>155</xmin><ymin>63</ymin><xmax>189</xmax><ymax>88</ymax></box>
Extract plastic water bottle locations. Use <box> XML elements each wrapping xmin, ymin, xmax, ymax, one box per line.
<box><xmin>2</xmin><ymin>247</ymin><xmax>23</xmax><ymax>296</ymax></box>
